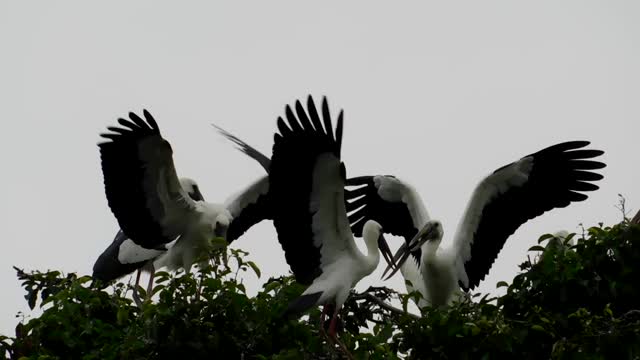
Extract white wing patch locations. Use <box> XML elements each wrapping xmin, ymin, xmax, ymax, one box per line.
<box><xmin>452</xmin><ymin>156</ymin><xmax>534</xmax><ymax>284</ymax></box>
<box><xmin>224</xmin><ymin>175</ymin><xmax>269</xmax><ymax>217</ymax></box>
<box><xmin>310</xmin><ymin>154</ymin><xmax>353</xmax><ymax>266</ymax></box>
<box><xmin>373</xmin><ymin>175</ymin><xmax>430</xmax><ymax>229</ymax></box>
<box><xmin>118</xmin><ymin>239</ymin><xmax>166</xmax><ymax>264</ymax></box>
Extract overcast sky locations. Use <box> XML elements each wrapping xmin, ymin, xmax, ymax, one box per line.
<box><xmin>1</xmin><ymin>1</ymin><xmax>639</xmax><ymax>336</ymax></box>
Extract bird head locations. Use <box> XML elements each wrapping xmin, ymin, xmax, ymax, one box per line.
<box><xmin>363</xmin><ymin>221</ymin><xmax>396</xmax><ymax>271</ymax></box>
<box><xmin>382</xmin><ymin>220</ymin><xmax>443</xmax><ymax>280</ymax></box>
<box><xmin>179</xmin><ymin>177</ymin><xmax>205</xmax><ymax>202</ymax></box>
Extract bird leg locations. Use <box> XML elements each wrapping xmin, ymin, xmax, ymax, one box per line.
<box><xmin>319</xmin><ymin>305</ymin><xmax>329</xmax><ymax>338</ymax></box>
<box><xmin>145</xmin><ymin>267</ymin><xmax>156</xmax><ymax>300</ymax></box>
<box><xmin>328</xmin><ymin>312</ymin><xmax>339</xmax><ymax>338</ymax></box>
<box><xmin>135</xmin><ymin>269</ymin><xmax>142</xmax><ymax>288</ymax></box>
<box><xmin>132</xmin><ymin>269</ymin><xmax>143</xmax><ymax>308</ymax></box>
<box><xmin>327</xmin><ymin>308</ymin><xmax>354</xmax><ymax>360</ymax></box>
<box><xmin>318</xmin><ymin>305</ymin><xmax>343</xmax><ymax>359</ymax></box>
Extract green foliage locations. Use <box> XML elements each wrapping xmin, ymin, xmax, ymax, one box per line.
<box><xmin>2</xmin><ymin>221</ymin><xmax>640</xmax><ymax>359</ymax></box>
<box><xmin>393</xmin><ymin>220</ymin><xmax>640</xmax><ymax>359</ymax></box>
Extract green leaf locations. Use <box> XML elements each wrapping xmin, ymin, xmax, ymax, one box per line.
<box><xmin>210</xmin><ymin>236</ymin><xmax>228</xmax><ymax>249</ymax></box>
<box><xmin>77</xmin><ymin>275</ymin><xmax>92</xmax><ymax>284</ymax></box>
<box><xmin>496</xmin><ymin>281</ymin><xmax>509</xmax><ymax>288</ymax></box>
<box><xmin>531</xmin><ymin>324</ymin><xmax>546</xmax><ymax>332</ymax></box>
<box><xmin>117</xmin><ymin>307</ymin><xmax>128</xmax><ymax>325</ymax></box>
<box><xmin>528</xmin><ymin>245</ymin><xmax>546</xmax><ymax>252</ymax></box>
<box><xmin>537</xmin><ymin>233</ymin><xmax>555</xmax><ymax>244</ymax></box>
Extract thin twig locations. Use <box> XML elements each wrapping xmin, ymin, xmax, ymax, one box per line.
<box><xmin>621</xmin><ymin>309</ymin><xmax>640</xmax><ymax>319</ymax></box>
<box><xmin>351</xmin><ymin>292</ymin><xmax>420</xmax><ymax>320</ymax></box>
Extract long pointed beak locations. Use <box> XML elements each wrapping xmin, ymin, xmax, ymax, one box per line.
<box><xmin>381</xmin><ymin>247</ymin><xmax>412</xmax><ymax>281</ymax></box>
<box><xmin>377</xmin><ymin>233</ymin><xmax>397</xmax><ymax>273</ymax></box>
<box><xmin>381</xmin><ymin>227</ymin><xmax>433</xmax><ymax>280</ymax></box>
<box><xmin>192</xmin><ymin>187</ymin><xmax>205</xmax><ymax>202</ymax></box>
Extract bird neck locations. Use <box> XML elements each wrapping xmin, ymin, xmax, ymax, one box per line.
<box><xmin>363</xmin><ymin>233</ymin><xmax>381</xmax><ymax>271</ymax></box>
<box><xmin>422</xmin><ymin>238</ymin><xmax>442</xmax><ymax>265</ymax></box>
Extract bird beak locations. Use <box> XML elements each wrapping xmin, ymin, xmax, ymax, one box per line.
<box><xmin>190</xmin><ymin>186</ymin><xmax>205</xmax><ymax>202</ymax></box>
<box><xmin>377</xmin><ymin>232</ymin><xmax>397</xmax><ymax>273</ymax></box>
<box><xmin>380</xmin><ymin>226</ymin><xmax>434</xmax><ymax>280</ymax></box>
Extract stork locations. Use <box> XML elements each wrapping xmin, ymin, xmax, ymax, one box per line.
<box><xmin>94</xmin><ymin>110</ymin><xmax>272</xmax><ymax>296</ymax></box>
<box><xmin>266</xmin><ymin>96</ymin><xmax>396</xmax><ymax>351</ymax></box>
<box><xmin>346</xmin><ymin>141</ymin><xmax>605</xmax><ymax>308</ymax></box>
<box><xmin>92</xmin><ymin>177</ymin><xmax>204</xmax><ymax>293</ymax></box>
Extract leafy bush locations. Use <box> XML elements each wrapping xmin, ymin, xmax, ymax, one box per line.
<box><xmin>2</xmin><ymin>220</ymin><xmax>640</xmax><ymax>359</ymax></box>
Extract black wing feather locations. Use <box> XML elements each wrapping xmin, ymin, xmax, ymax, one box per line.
<box><xmin>92</xmin><ymin>230</ymin><xmax>149</xmax><ymax>286</ymax></box>
<box><xmin>345</xmin><ymin>176</ymin><xmax>418</xmax><ymax>243</ymax></box>
<box><xmin>98</xmin><ymin>110</ymin><xmax>175</xmax><ymax>249</ymax></box>
<box><xmin>462</xmin><ymin>141</ymin><xmax>605</xmax><ymax>290</ymax></box>
<box><xmin>270</xmin><ymin>95</ymin><xmax>342</xmax><ymax>285</ymax></box>
<box><xmin>227</xmin><ymin>191</ymin><xmax>273</xmax><ymax>243</ymax></box>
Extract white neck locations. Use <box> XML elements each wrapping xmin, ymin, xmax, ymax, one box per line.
<box><xmin>363</xmin><ymin>234</ymin><xmax>380</xmax><ymax>269</ymax></box>
<box><xmin>422</xmin><ymin>238</ymin><xmax>442</xmax><ymax>265</ymax></box>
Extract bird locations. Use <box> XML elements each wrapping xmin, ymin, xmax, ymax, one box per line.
<box><xmin>92</xmin><ymin>177</ymin><xmax>205</xmax><ymax>293</ymax></box>
<box><xmin>266</xmin><ymin>95</ymin><xmax>396</xmax><ymax>349</ymax></box>
<box><xmin>346</xmin><ymin>140</ymin><xmax>606</xmax><ymax>308</ymax></box>
<box><xmin>539</xmin><ymin>230</ymin><xmax>575</xmax><ymax>262</ymax></box>
<box><xmin>95</xmin><ymin>109</ymin><xmax>272</xmax><ymax>295</ymax></box>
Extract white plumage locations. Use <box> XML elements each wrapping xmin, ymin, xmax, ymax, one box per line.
<box><xmin>94</xmin><ymin>110</ymin><xmax>272</xmax><ymax>292</ymax></box>
<box><xmin>265</xmin><ymin>96</ymin><xmax>395</xmax><ymax>343</ymax></box>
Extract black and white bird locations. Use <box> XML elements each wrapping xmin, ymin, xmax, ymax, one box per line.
<box><xmin>94</xmin><ymin>110</ymin><xmax>272</xmax><ymax>291</ymax></box>
<box><xmin>346</xmin><ymin>141</ymin><xmax>605</xmax><ymax>308</ymax></box>
<box><xmin>267</xmin><ymin>96</ymin><xmax>395</xmax><ymax>340</ymax></box>
<box><xmin>92</xmin><ymin>177</ymin><xmax>204</xmax><ymax>290</ymax></box>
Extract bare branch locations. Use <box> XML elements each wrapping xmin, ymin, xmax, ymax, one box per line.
<box><xmin>351</xmin><ymin>292</ymin><xmax>420</xmax><ymax>320</ymax></box>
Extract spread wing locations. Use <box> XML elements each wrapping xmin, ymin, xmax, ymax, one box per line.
<box><xmin>224</xmin><ymin>175</ymin><xmax>272</xmax><ymax>242</ymax></box>
<box><xmin>453</xmin><ymin>141</ymin><xmax>605</xmax><ymax>290</ymax></box>
<box><xmin>346</xmin><ymin>175</ymin><xmax>429</xmax><ymax>243</ymax></box>
<box><xmin>99</xmin><ymin>110</ymin><xmax>199</xmax><ymax>249</ymax></box>
<box><xmin>270</xmin><ymin>96</ymin><xmax>356</xmax><ymax>285</ymax></box>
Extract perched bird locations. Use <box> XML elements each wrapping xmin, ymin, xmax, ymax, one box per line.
<box><xmin>266</xmin><ymin>96</ymin><xmax>395</xmax><ymax>346</ymax></box>
<box><xmin>92</xmin><ymin>177</ymin><xmax>204</xmax><ymax>292</ymax></box>
<box><xmin>539</xmin><ymin>230</ymin><xmax>575</xmax><ymax>262</ymax></box>
<box><xmin>347</xmin><ymin>141</ymin><xmax>605</xmax><ymax>308</ymax></box>
<box><xmin>94</xmin><ymin>110</ymin><xmax>272</xmax><ymax>293</ymax></box>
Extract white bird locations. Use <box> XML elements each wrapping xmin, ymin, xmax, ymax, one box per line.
<box><xmin>95</xmin><ymin>110</ymin><xmax>272</xmax><ymax>291</ymax></box>
<box><xmin>346</xmin><ymin>141</ymin><xmax>605</xmax><ymax>308</ymax></box>
<box><xmin>539</xmin><ymin>230</ymin><xmax>575</xmax><ymax>262</ymax></box>
<box><xmin>267</xmin><ymin>96</ymin><xmax>395</xmax><ymax>343</ymax></box>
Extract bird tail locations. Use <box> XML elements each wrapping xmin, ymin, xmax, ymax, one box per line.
<box><xmin>283</xmin><ymin>291</ymin><xmax>323</xmax><ymax>318</ymax></box>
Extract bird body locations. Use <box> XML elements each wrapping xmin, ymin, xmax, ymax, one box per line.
<box><xmin>93</xmin><ymin>177</ymin><xmax>203</xmax><ymax>283</ymax></box>
<box><xmin>263</xmin><ymin>96</ymin><xmax>394</xmax><ymax>344</ymax></box>
<box><xmin>94</xmin><ymin>110</ymin><xmax>271</xmax><ymax>288</ymax></box>
<box><xmin>153</xmin><ymin>201</ymin><xmax>232</xmax><ymax>271</ymax></box>
<box><xmin>300</xmin><ymin>220</ymin><xmax>383</xmax><ymax>310</ymax></box>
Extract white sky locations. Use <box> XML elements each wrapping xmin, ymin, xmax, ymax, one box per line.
<box><xmin>1</xmin><ymin>1</ymin><xmax>639</xmax><ymax>336</ymax></box>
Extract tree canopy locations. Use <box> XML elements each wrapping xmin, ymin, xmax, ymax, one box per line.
<box><xmin>2</xmin><ymin>218</ymin><xmax>640</xmax><ymax>359</ymax></box>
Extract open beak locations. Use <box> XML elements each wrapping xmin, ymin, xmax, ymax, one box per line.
<box><xmin>381</xmin><ymin>226</ymin><xmax>433</xmax><ymax>280</ymax></box>
<box><xmin>377</xmin><ymin>232</ymin><xmax>397</xmax><ymax>274</ymax></box>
